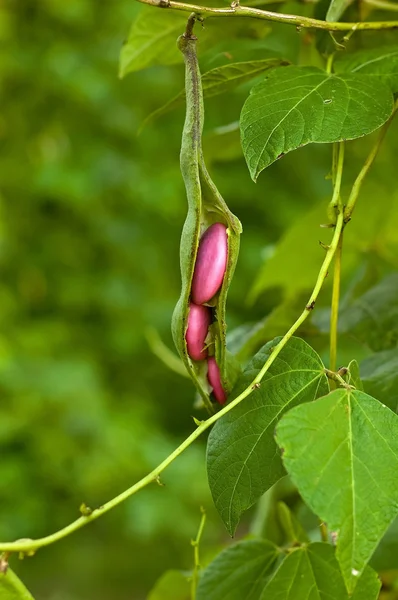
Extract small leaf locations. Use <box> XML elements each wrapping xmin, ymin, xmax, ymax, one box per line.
<box><xmin>335</xmin><ymin>46</ymin><xmax>398</xmax><ymax>93</ymax></box>
<box><xmin>240</xmin><ymin>65</ymin><xmax>394</xmax><ymax>180</ymax></box>
<box><xmin>338</xmin><ymin>273</ymin><xmax>398</xmax><ymax>352</ymax></box>
<box><xmin>196</xmin><ymin>539</ymin><xmax>279</xmax><ymax>600</ymax></box>
<box><xmin>207</xmin><ymin>337</ymin><xmax>328</xmax><ymax>535</ymax></box>
<box><xmin>119</xmin><ymin>8</ymin><xmax>187</xmax><ymax>76</ymax></box>
<box><xmin>0</xmin><ymin>569</ymin><xmax>35</xmax><ymax>600</ymax></box>
<box><xmin>276</xmin><ymin>388</ymin><xmax>398</xmax><ymax>592</ymax></box>
<box><xmin>147</xmin><ymin>570</ymin><xmax>190</xmax><ymax>600</ymax></box>
<box><xmin>277</xmin><ymin>502</ymin><xmax>309</xmax><ymax>545</ymax></box>
<box><xmin>326</xmin><ymin>0</ymin><xmax>355</xmax><ymax>22</ymax></box>
<box><xmin>260</xmin><ymin>543</ymin><xmax>348</xmax><ymax>599</ymax></box>
<box><xmin>140</xmin><ymin>58</ymin><xmax>287</xmax><ymax>131</ymax></box>
<box><xmin>361</xmin><ymin>348</ymin><xmax>398</xmax><ymax>412</ymax></box>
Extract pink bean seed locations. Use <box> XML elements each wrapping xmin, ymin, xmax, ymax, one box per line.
<box><xmin>207</xmin><ymin>356</ymin><xmax>227</xmax><ymax>404</ymax></box>
<box><xmin>191</xmin><ymin>223</ymin><xmax>228</xmax><ymax>305</ymax></box>
<box><xmin>185</xmin><ymin>303</ymin><xmax>212</xmax><ymax>361</ymax></box>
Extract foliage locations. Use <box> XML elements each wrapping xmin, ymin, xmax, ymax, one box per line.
<box><xmin>2</xmin><ymin>0</ymin><xmax>398</xmax><ymax>598</ymax></box>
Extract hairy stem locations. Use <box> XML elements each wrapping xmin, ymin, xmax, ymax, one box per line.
<box><xmin>136</xmin><ymin>0</ymin><xmax>398</xmax><ymax>30</ymax></box>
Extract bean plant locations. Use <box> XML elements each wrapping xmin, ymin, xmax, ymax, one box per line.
<box><xmin>1</xmin><ymin>0</ymin><xmax>398</xmax><ymax>598</ymax></box>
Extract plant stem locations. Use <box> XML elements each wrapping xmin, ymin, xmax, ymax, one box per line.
<box><xmin>328</xmin><ymin>141</ymin><xmax>345</xmax><ymax>218</ymax></box>
<box><xmin>320</xmin><ymin>521</ymin><xmax>328</xmax><ymax>542</ymax></box>
<box><xmin>136</xmin><ymin>0</ymin><xmax>398</xmax><ymax>30</ymax></box>
<box><xmin>191</xmin><ymin>508</ymin><xmax>206</xmax><ymax>599</ymax></box>
<box><xmin>328</xmin><ymin>141</ymin><xmax>345</xmax><ymax>381</ymax></box>
<box><xmin>329</xmin><ymin>232</ymin><xmax>343</xmax><ymax>374</ymax></box>
<box><xmin>0</xmin><ymin>203</ymin><xmax>345</xmax><ymax>555</ymax></box>
<box><xmin>344</xmin><ymin>100</ymin><xmax>398</xmax><ymax>222</ymax></box>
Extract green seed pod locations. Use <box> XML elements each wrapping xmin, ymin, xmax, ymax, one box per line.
<box><xmin>172</xmin><ymin>28</ymin><xmax>242</xmax><ymax>412</ymax></box>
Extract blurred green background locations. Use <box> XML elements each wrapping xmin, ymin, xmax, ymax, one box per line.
<box><xmin>1</xmin><ymin>0</ymin><xmax>397</xmax><ymax>598</ymax></box>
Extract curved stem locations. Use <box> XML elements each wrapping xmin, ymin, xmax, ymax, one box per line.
<box><xmin>136</xmin><ymin>0</ymin><xmax>398</xmax><ymax>30</ymax></box>
<box><xmin>0</xmin><ymin>205</ymin><xmax>345</xmax><ymax>554</ymax></box>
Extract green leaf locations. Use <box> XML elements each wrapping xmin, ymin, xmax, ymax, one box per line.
<box><xmin>260</xmin><ymin>543</ymin><xmax>348</xmax><ymax>599</ymax></box>
<box><xmin>141</xmin><ymin>58</ymin><xmax>288</xmax><ymax>131</ymax></box>
<box><xmin>326</xmin><ymin>0</ymin><xmax>355</xmax><ymax>22</ymax></box>
<box><xmin>361</xmin><ymin>348</ymin><xmax>398</xmax><ymax>412</ymax></box>
<box><xmin>240</xmin><ymin>65</ymin><xmax>394</xmax><ymax>180</ymax></box>
<box><xmin>335</xmin><ymin>46</ymin><xmax>398</xmax><ymax>93</ymax></box>
<box><xmin>147</xmin><ymin>570</ymin><xmax>190</xmax><ymax>600</ymax></box>
<box><xmin>196</xmin><ymin>539</ymin><xmax>279</xmax><ymax>600</ymax></box>
<box><xmin>338</xmin><ymin>273</ymin><xmax>398</xmax><ymax>352</ymax></box>
<box><xmin>207</xmin><ymin>337</ymin><xmax>328</xmax><ymax>535</ymax></box>
<box><xmin>277</xmin><ymin>501</ymin><xmax>309</xmax><ymax>545</ymax></box>
<box><xmin>0</xmin><ymin>570</ymin><xmax>35</xmax><ymax>600</ymax></box>
<box><xmin>276</xmin><ymin>388</ymin><xmax>398</xmax><ymax>592</ymax></box>
<box><xmin>119</xmin><ymin>8</ymin><xmax>187</xmax><ymax>76</ymax></box>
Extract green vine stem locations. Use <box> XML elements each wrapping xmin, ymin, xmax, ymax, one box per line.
<box><xmin>329</xmin><ymin>142</ymin><xmax>345</xmax><ymax>376</ymax></box>
<box><xmin>136</xmin><ymin>0</ymin><xmax>398</xmax><ymax>30</ymax></box>
<box><xmin>330</xmin><ymin>232</ymin><xmax>343</xmax><ymax>374</ymax></box>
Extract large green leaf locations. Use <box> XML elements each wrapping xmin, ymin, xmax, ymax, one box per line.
<box><xmin>119</xmin><ymin>8</ymin><xmax>187</xmax><ymax>76</ymax></box>
<box><xmin>240</xmin><ymin>65</ymin><xmax>394</xmax><ymax>179</ymax></box>
<box><xmin>0</xmin><ymin>570</ymin><xmax>34</xmax><ymax>600</ymax></box>
<box><xmin>337</xmin><ymin>273</ymin><xmax>398</xmax><ymax>352</ymax></box>
<box><xmin>261</xmin><ymin>544</ymin><xmax>380</xmax><ymax>600</ymax></box>
<box><xmin>207</xmin><ymin>337</ymin><xmax>328</xmax><ymax>535</ymax></box>
<box><xmin>147</xmin><ymin>570</ymin><xmax>190</xmax><ymax>600</ymax></box>
<box><xmin>361</xmin><ymin>348</ymin><xmax>398</xmax><ymax>412</ymax></box>
<box><xmin>335</xmin><ymin>46</ymin><xmax>398</xmax><ymax>93</ymax></box>
<box><xmin>276</xmin><ymin>388</ymin><xmax>398</xmax><ymax>592</ymax></box>
<box><xmin>141</xmin><ymin>58</ymin><xmax>288</xmax><ymax>130</ymax></box>
<box><xmin>196</xmin><ymin>540</ymin><xmax>279</xmax><ymax>600</ymax></box>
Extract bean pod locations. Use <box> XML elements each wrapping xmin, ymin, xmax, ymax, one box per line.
<box><xmin>171</xmin><ymin>31</ymin><xmax>242</xmax><ymax>413</ymax></box>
